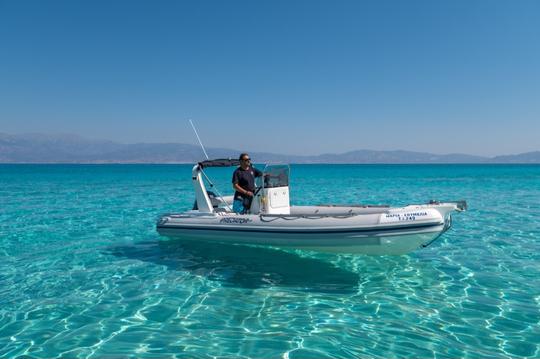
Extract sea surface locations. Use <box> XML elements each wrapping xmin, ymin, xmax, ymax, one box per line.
<box><xmin>1</xmin><ymin>164</ymin><xmax>539</xmax><ymax>358</ymax></box>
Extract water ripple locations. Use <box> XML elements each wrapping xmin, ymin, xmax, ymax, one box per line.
<box><xmin>1</xmin><ymin>164</ymin><xmax>539</xmax><ymax>358</ymax></box>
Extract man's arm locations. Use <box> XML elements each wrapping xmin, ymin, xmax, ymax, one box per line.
<box><xmin>233</xmin><ymin>183</ymin><xmax>253</xmax><ymax>197</ymax></box>
<box><xmin>232</xmin><ymin>170</ymin><xmax>240</xmax><ymax>192</ymax></box>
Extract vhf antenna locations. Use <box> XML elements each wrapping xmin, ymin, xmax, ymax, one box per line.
<box><xmin>188</xmin><ymin>119</ymin><xmax>232</xmax><ymax>212</ymax></box>
<box><xmin>189</xmin><ymin>118</ymin><xmax>209</xmax><ymax>160</ymax></box>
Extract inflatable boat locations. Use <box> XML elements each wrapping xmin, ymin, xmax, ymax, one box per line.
<box><xmin>156</xmin><ymin>159</ymin><xmax>467</xmax><ymax>255</ymax></box>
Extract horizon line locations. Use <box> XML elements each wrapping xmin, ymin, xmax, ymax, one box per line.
<box><xmin>1</xmin><ymin>131</ymin><xmax>539</xmax><ymax>158</ymax></box>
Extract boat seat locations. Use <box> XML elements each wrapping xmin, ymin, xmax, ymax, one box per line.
<box><xmin>192</xmin><ymin>191</ymin><xmax>223</xmax><ymax>210</ymax></box>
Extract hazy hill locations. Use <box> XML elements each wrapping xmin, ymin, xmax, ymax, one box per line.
<box><xmin>1</xmin><ymin>133</ymin><xmax>539</xmax><ymax>164</ymax></box>
<box><xmin>303</xmin><ymin>150</ymin><xmax>487</xmax><ymax>164</ymax></box>
<box><xmin>489</xmin><ymin>151</ymin><xmax>540</xmax><ymax>163</ymax></box>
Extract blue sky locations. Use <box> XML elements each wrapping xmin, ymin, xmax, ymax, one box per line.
<box><xmin>1</xmin><ymin>0</ymin><xmax>539</xmax><ymax>156</ymax></box>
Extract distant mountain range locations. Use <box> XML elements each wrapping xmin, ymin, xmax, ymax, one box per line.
<box><xmin>1</xmin><ymin>133</ymin><xmax>539</xmax><ymax>164</ymax></box>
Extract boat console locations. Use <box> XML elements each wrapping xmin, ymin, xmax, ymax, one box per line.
<box><xmin>251</xmin><ymin>165</ymin><xmax>290</xmax><ymax>215</ymax></box>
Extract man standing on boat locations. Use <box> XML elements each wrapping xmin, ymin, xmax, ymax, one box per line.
<box><xmin>232</xmin><ymin>153</ymin><xmax>262</xmax><ymax>214</ymax></box>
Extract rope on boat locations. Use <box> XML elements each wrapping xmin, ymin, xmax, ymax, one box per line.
<box><xmin>259</xmin><ymin>210</ymin><xmax>358</xmax><ymax>222</ymax></box>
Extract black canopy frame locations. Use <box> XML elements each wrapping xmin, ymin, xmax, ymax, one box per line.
<box><xmin>198</xmin><ymin>158</ymin><xmax>240</xmax><ymax>169</ymax></box>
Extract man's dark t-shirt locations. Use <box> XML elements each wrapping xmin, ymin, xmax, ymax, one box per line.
<box><xmin>232</xmin><ymin>166</ymin><xmax>263</xmax><ymax>201</ymax></box>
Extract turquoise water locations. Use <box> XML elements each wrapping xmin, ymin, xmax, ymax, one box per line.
<box><xmin>1</xmin><ymin>164</ymin><xmax>539</xmax><ymax>358</ymax></box>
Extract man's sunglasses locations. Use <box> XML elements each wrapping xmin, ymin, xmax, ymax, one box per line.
<box><xmin>242</xmin><ymin>158</ymin><xmax>251</xmax><ymax>161</ymax></box>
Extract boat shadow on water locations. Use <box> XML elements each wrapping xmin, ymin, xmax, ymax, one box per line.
<box><xmin>107</xmin><ymin>239</ymin><xmax>360</xmax><ymax>294</ymax></box>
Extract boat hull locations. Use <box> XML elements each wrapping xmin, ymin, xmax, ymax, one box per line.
<box><xmin>156</xmin><ymin>207</ymin><xmax>454</xmax><ymax>255</ymax></box>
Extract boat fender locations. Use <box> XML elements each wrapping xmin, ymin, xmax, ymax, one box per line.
<box><xmin>261</xmin><ymin>195</ymin><xmax>267</xmax><ymax>211</ymax></box>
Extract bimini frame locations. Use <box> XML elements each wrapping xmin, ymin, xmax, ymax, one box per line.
<box><xmin>192</xmin><ymin>158</ymin><xmax>240</xmax><ymax>213</ymax></box>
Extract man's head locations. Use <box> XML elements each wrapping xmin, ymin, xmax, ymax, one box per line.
<box><xmin>239</xmin><ymin>153</ymin><xmax>251</xmax><ymax>169</ymax></box>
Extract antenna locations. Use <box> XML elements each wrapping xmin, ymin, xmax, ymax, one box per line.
<box><xmin>189</xmin><ymin>119</ymin><xmax>209</xmax><ymax>160</ymax></box>
<box><xmin>188</xmin><ymin>119</ymin><xmax>232</xmax><ymax>212</ymax></box>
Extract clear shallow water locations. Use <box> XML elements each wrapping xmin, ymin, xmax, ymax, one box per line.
<box><xmin>1</xmin><ymin>164</ymin><xmax>539</xmax><ymax>358</ymax></box>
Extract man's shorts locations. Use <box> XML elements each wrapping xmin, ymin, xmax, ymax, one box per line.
<box><xmin>233</xmin><ymin>199</ymin><xmax>245</xmax><ymax>214</ymax></box>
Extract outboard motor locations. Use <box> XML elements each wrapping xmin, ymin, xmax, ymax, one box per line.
<box><xmin>251</xmin><ymin>165</ymin><xmax>291</xmax><ymax>215</ymax></box>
